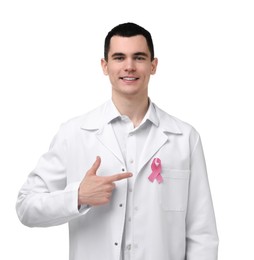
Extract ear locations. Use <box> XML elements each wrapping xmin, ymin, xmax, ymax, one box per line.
<box><xmin>101</xmin><ymin>58</ymin><xmax>108</xmax><ymax>75</ymax></box>
<box><xmin>151</xmin><ymin>58</ymin><xmax>158</xmax><ymax>75</ymax></box>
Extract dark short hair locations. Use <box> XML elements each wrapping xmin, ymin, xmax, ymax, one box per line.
<box><xmin>104</xmin><ymin>22</ymin><xmax>155</xmax><ymax>61</ymax></box>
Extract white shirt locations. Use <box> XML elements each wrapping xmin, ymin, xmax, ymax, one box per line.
<box><xmin>109</xmin><ymin>100</ymin><xmax>156</xmax><ymax>260</ymax></box>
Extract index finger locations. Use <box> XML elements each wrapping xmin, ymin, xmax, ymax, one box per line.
<box><xmin>105</xmin><ymin>172</ymin><xmax>133</xmax><ymax>182</ymax></box>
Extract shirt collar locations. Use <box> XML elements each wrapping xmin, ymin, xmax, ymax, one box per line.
<box><xmin>106</xmin><ymin>98</ymin><xmax>159</xmax><ymax>127</ymax></box>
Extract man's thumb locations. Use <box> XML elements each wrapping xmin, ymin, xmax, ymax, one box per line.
<box><xmin>87</xmin><ymin>156</ymin><xmax>101</xmax><ymax>175</ymax></box>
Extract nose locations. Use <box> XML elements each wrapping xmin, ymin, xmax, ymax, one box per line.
<box><xmin>124</xmin><ymin>58</ymin><xmax>136</xmax><ymax>72</ymax></box>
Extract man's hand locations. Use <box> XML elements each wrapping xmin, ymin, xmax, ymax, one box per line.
<box><xmin>78</xmin><ymin>156</ymin><xmax>132</xmax><ymax>207</ymax></box>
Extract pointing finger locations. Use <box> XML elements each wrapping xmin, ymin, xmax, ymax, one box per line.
<box><xmin>106</xmin><ymin>172</ymin><xmax>133</xmax><ymax>182</ymax></box>
<box><xmin>86</xmin><ymin>156</ymin><xmax>101</xmax><ymax>176</ymax></box>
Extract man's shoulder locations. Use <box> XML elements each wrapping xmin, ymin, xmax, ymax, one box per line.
<box><xmin>153</xmin><ymin>103</ymin><xmax>198</xmax><ymax>136</ymax></box>
<box><xmin>59</xmin><ymin>102</ymin><xmax>107</xmax><ymax>131</ymax></box>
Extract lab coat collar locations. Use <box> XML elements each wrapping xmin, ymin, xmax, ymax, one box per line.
<box><xmin>80</xmin><ymin>99</ymin><xmax>183</xmax><ymax>168</ymax></box>
<box><xmin>80</xmin><ymin>99</ymin><xmax>183</xmax><ymax>135</ymax></box>
<box><xmin>153</xmin><ymin>104</ymin><xmax>183</xmax><ymax>134</ymax></box>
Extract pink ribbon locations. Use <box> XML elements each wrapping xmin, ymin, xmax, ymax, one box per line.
<box><xmin>148</xmin><ymin>158</ymin><xmax>163</xmax><ymax>183</ymax></box>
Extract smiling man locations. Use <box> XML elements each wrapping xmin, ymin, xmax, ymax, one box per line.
<box><xmin>102</xmin><ymin>35</ymin><xmax>157</xmax><ymax>104</ymax></box>
<box><xmin>16</xmin><ymin>22</ymin><xmax>219</xmax><ymax>260</ymax></box>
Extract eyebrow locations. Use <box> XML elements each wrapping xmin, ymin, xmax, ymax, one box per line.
<box><xmin>133</xmin><ymin>52</ymin><xmax>149</xmax><ymax>57</ymax></box>
<box><xmin>111</xmin><ymin>52</ymin><xmax>149</xmax><ymax>58</ymax></box>
<box><xmin>111</xmin><ymin>52</ymin><xmax>125</xmax><ymax>58</ymax></box>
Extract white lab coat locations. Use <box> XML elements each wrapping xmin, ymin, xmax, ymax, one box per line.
<box><xmin>16</xmin><ymin>100</ymin><xmax>219</xmax><ymax>260</ymax></box>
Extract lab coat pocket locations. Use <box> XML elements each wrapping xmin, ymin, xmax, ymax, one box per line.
<box><xmin>160</xmin><ymin>169</ymin><xmax>190</xmax><ymax>211</ymax></box>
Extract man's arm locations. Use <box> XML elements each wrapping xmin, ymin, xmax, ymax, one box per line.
<box><xmin>16</xmin><ymin>127</ymin><xmax>83</xmax><ymax>227</ymax></box>
<box><xmin>185</xmin><ymin>130</ymin><xmax>219</xmax><ymax>259</ymax></box>
<box><xmin>16</xmin><ymin>128</ymin><xmax>132</xmax><ymax>228</ymax></box>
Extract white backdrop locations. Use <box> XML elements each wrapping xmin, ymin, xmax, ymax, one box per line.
<box><xmin>1</xmin><ymin>0</ymin><xmax>253</xmax><ymax>259</ymax></box>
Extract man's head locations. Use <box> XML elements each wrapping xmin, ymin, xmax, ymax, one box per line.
<box><xmin>104</xmin><ymin>22</ymin><xmax>155</xmax><ymax>62</ymax></box>
<box><xmin>101</xmin><ymin>22</ymin><xmax>158</xmax><ymax>100</ymax></box>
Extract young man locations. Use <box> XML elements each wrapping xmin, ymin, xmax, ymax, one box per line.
<box><xmin>16</xmin><ymin>22</ymin><xmax>219</xmax><ymax>260</ymax></box>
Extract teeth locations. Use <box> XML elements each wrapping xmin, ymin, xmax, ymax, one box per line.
<box><xmin>122</xmin><ymin>77</ymin><xmax>136</xmax><ymax>81</ymax></box>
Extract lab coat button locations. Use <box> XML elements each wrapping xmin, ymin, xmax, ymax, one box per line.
<box><xmin>119</xmin><ymin>203</ymin><xmax>123</xmax><ymax>207</ymax></box>
<box><xmin>114</xmin><ymin>242</ymin><xmax>118</xmax><ymax>246</ymax></box>
<box><xmin>122</xmin><ymin>168</ymin><xmax>125</xmax><ymax>172</ymax></box>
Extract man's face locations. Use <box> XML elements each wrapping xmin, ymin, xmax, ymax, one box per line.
<box><xmin>101</xmin><ymin>35</ymin><xmax>158</xmax><ymax>99</ymax></box>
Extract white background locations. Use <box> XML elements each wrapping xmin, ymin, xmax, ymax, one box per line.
<box><xmin>0</xmin><ymin>0</ymin><xmax>253</xmax><ymax>259</ymax></box>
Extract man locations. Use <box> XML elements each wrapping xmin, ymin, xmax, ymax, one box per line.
<box><xmin>16</xmin><ymin>22</ymin><xmax>219</xmax><ymax>260</ymax></box>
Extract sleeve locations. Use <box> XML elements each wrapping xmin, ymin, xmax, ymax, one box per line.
<box><xmin>185</xmin><ymin>129</ymin><xmax>219</xmax><ymax>260</ymax></box>
<box><xmin>16</xmin><ymin>125</ymin><xmax>90</xmax><ymax>228</ymax></box>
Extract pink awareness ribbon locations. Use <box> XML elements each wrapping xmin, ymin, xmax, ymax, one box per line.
<box><xmin>148</xmin><ymin>158</ymin><xmax>163</xmax><ymax>183</ymax></box>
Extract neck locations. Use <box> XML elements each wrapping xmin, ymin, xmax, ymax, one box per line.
<box><xmin>112</xmin><ymin>94</ymin><xmax>149</xmax><ymax>127</ymax></box>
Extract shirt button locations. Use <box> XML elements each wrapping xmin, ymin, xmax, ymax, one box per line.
<box><xmin>114</xmin><ymin>242</ymin><xmax>118</xmax><ymax>246</ymax></box>
<box><xmin>126</xmin><ymin>244</ymin><xmax>131</xmax><ymax>250</ymax></box>
<box><xmin>128</xmin><ymin>217</ymin><xmax>132</xmax><ymax>222</ymax></box>
<box><xmin>129</xmin><ymin>159</ymin><xmax>134</xmax><ymax>164</ymax></box>
<box><xmin>134</xmin><ymin>206</ymin><xmax>139</xmax><ymax>211</ymax></box>
<box><xmin>122</xmin><ymin>168</ymin><xmax>125</xmax><ymax>172</ymax></box>
<box><xmin>129</xmin><ymin>188</ymin><xmax>133</xmax><ymax>193</ymax></box>
<box><xmin>119</xmin><ymin>203</ymin><xmax>123</xmax><ymax>207</ymax></box>
<box><xmin>134</xmin><ymin>244</ymin><xmax>138</xmax><ymax>249</ymax></box>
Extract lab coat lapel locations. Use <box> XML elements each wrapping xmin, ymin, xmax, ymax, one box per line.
<box><xmin>80</xmin><ymin>101</ymin><xmax>125</xmax><ymax>165</ymax></box>
<box><xmin>137</xmin><ymin>125</ymin><xmax>168</xmax><ymax>174</ymax></box>
<box><xmin>137</xmin><ymin>103</ymin><xmax>183</xmax><ymax>174</ymax></box>
<box><xmin>96</xmin><ymin>124</ymin><xmax>125</xmax><ymax>165</ymax></box>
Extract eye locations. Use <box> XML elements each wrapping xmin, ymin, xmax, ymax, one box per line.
<box><xmin>135</xmin><ymin>56</ymin><xmax>146</xmax><ymax>61</ymax></box>
<box><xmin>113</xmin><ymin>56</ymin><xmax>124</xmax><ymax>61</ymax></box>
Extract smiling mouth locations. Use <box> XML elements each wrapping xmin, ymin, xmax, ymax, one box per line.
<box><xmin>119</xmin><ymin>76</ymin><xmax>139</xmax><ymax>81</ymax></box>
